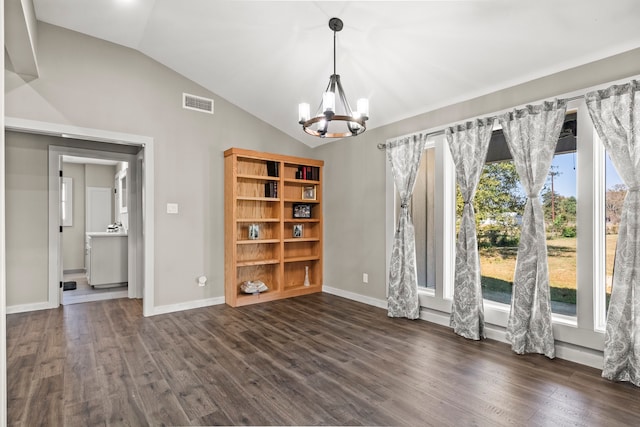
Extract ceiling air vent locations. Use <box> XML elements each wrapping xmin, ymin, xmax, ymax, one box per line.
<box><xmin>183</xmin><ymin>93</ymin><xmax>214</xmax><ymax>114</ymax></box>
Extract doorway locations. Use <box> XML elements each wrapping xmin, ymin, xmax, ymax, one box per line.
<box><xmin>58</xmin><ymin>155</ymin><xmax>132</xmax><ymax>305</ymax></box>
<box><xmin>5</xmin><ymin>117</ymin><xmax>155</xmax><ymax>316</ymax></box>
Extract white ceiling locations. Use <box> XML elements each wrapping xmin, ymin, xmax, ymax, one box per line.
<box><xmin>32</xmin><ymin>0</ymin><xmax>640</xmax><ymax>147</ymax></box>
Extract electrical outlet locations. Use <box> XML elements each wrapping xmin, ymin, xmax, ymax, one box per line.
<box><xmin>362</xmin><ymin>273</ymin><xmax>368</xmax><ymax>283</ymax></box>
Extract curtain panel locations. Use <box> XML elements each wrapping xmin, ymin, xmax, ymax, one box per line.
<box><xmin>586</xmin><ymin>80</ymin><xmax>640</xmax><ymax>386</ymax></box>
<box><xmin>446</xmin><ymin>118</ymin><xmax>495</xmax><ymax>340</ymax></box>
<box><xmin>499</xmin><ymin>100</ymin><xmax>567</xmax><ymax>358</ymax></box>
<box><xmin>386</xmin><ymin>134</ymin><xmax>427</xmax><ymax>319</ymax></box>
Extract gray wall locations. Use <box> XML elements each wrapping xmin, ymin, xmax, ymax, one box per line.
<box><xmin>5</xmin><ymin>22</ymin><xmax>312</xmax><ymax>308</ymax></box>
<box><xmin>62</xmin><ymin>162</ymin><xmax>85</xmax><ymax>271</ymax></box>
<box><xmin>61</xmin><ymin>162</ymin><xmax>116</xmax><ymax>271</ymax></box>
<box><xmin>5</xmin><ymin>133</ymin><xmax>48</xmax><ymax>306</ymax></box>
<box><xmin>315</xmin><ymin>47</ymin><xmax>640</xmax><ymax>302</ymax></box>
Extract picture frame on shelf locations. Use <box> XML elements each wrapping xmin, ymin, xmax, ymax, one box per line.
<box><xmin>248</xmin><ymin>224</ymin><xmax>260</xmax><ymax>240</ymax></box>
<box><xmin>293</xmin><ymin>203</ymin><xmax>312</xmax><ymax>219</ymax></box>
<box><xmin>302</xmin><ymin>185</ymin><xmax>316</xmax><ymax>200</ymax></box>
<box><xmin>293</xmin><ymin>224</ymin><xmax>303</xmax><ymax>238</ymax></box>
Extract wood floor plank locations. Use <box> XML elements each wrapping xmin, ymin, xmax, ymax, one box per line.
<box><xmin>7</xmin><ymin>294</ymin><xmax>640</xmax><ymax>426</ymax></box>
<box><xmin>22</xmin><ymin>374</ymin><xmax>64</xmax><ymax>427</ymax></box>
<box><xmin>103</xmin><ymin>391</ymin><xmax>148</xmax><ymax>426</ymax></box>
<box><xmin>63</xmin><ymin>398</ymin><xmax>105</xmax><ymax>427</ymax></box>
<box><xmin>135</xmin><ymin>379</ymin><xmax>191</xmax><ymax>426</ymax></box>
<box><xmin>63</xmin><ymin>343</ymin><xmax>103</xmax><ymax>403</ymax></box>
<box><xmin>117</xmin><ymin>334</ymin><xmax>164</xmax><ymax>385</ymax></box>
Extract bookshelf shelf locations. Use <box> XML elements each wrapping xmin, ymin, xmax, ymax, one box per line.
<box><xmin>237</xmin><ymin>173</ymin><xmax>280</xmax><ymax>181</ymax></box>
<box><xmin>224</xmin><ymin>148</ymin><xmax>323</xmax><ymax>307</ymax></box>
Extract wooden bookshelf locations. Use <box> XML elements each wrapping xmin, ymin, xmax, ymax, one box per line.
<box><xmin>224</xmin><ymin>148</ymin><xmax>324</xmax><ymax>307</ymax></box>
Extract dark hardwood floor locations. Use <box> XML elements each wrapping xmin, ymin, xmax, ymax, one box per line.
<box><xmin>6</xmin><ymin>293</ymin><xmax>640</xmax><ymax>426</ymax></box>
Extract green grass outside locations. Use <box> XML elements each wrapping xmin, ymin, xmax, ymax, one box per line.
<box><xmin>480</xmin><ymin>236</ymin><xmax>614</xmax><ymax>305</ymax></box>
<box><xmin>481</xmin><ymin>276</ymin><xmax>577</xmax><ymax>304</ymax></box>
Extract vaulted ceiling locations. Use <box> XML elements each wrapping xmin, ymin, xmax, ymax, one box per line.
<box><xmin>30</xmin><ymin>0</ymin><xmax>640</xmax><ymax>147</ymax></box>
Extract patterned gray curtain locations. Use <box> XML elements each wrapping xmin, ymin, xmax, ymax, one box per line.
<box><xmin>498</xmin><ymin>100</ymin><xmax>567</xmax><ymax>358</ymax></box>
<box><xmin>386</xmin><ymin>134</ymin><xmax>427</xmax><ymax>319</ymax></box>
<box><xmin>446</xmin><ymin>118</ymin><xmax>495</xmax><ymax>340</ymax></box>
<box><xmin>586</xmin><ymin>80</ymin><xmax>640</xmax><ymax>386</ymax></box>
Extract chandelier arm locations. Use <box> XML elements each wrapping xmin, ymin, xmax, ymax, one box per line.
<box><xmin>334</xmin><ymin>75</ymin><xmax>354</xmax><ymax>115</ymax></box>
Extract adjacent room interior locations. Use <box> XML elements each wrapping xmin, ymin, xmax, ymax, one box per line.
<box><xmin>3</xmin><ymin>1</ymin><xmax>640</xmax><ymax>425</ymax></box>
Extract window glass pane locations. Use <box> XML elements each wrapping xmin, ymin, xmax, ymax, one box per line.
<box><xmin>546</xmin><ymin>152</ymin><xmax>577</xmax><ymax>316</ymax></box>
<box><xmin>474</xmin><ymin>159</ymin><xmax>524</xmax><ymax>305</ymax></box>
<box><xmin>407</xmin><ymin>147</ymin><xmax>436</xmax><ymax>289</ymax></box>
<box><xmin>605</xmin><ymin>153</ymin><xmax>624</xmax><ymax>312</ymax></box>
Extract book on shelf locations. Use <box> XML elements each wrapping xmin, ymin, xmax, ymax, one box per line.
<box><xmin>266</xmin><ymin>161</ymin><xmax>279</xmax><ymax>177</ymax></box>
<box><xmin>264</xmin><ymin>181</ymin><xmax>278</xmax><ymax>198</ymax></box>
<box><xmin>296</xmin><ymin>165</ymin><xmax>319</xmax><ymax>181</ymax></box>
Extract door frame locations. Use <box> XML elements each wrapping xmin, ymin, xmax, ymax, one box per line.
<box><xmin>5</xmin><ymin>117</ymin><xmax>155</xmax><ymax>316</ymax></box>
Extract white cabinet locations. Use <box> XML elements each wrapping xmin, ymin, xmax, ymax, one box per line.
<box><xmin>86</xmin><ymin>233</ymin><xmax>128</xmax><ymax>287</ymax></box>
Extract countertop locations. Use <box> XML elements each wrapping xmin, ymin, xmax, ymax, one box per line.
<box><xmin>86</xmin><ymin>231</ymin><xmax>128</xmax><ymax>237</ymax></box>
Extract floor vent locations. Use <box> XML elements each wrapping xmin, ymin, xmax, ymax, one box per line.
<box><xmin>183</xmin><ymin>93</ymin><xmax>214</xmax><ymax>114</ymax></box>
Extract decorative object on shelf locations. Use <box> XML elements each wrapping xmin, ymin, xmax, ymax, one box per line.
<box><xmin>297</xmin><ymin>17</ymin><xmax>369</xmax><ymax>138</ymax></box>
<box><xmin>248</xmin><ymin>224</ymin><xmax>260</xmax><ymax>240</ymax></box>
<box><xmin>293</xmin><ymin>203</ymin><xmax>312</xmax><ymax>218</ymax></box>
<box><xmin>302</xmin><ymin>185</ymin><xmax>316</xmax><ymax>200</ymax></box>
<box><xmin>304</xmin><ymin>266</ymin><xmax>311</xmax><ymax>287</ymax></box>
<box><xmin>240</xmin><ymin>280</ymin><xmax>268</xmax><ymax>294</ymax></box>
<box><xmin>293</xmin><ymin>224</ymin><xmax>303</xmax><ymax>238</ymax></box>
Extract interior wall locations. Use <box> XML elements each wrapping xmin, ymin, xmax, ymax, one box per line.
<box><xmin>4</xmin><ymin>22</ymin><xmax>313</xmax><ymax>308</ymax></box>
<box><xmin>85</xmin><ymin>164</ymin><xmax>115</xmax><ymax>190</ymax></box>
<box><xmin>61</xmin><ymin>162</ymin><xmax>85</xmax><ymax>271</ymax></box>
<box><xmin>5</xmin><ymin>132</ymin><xmax>48</xmax><ymax>306</ymax></box>
<box><xmin>316</xmin><ymin>47</ymin><xmax>640</xmax><ymax>302</ymax></box>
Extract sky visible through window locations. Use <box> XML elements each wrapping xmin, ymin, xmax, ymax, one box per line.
<box><xmin>545</xmin><ymin>153</ymin><xmax>622</xmax><ymax>198</ymax></box>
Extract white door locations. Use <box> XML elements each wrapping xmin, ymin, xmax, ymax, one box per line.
<box><xmin>86</xmin><ymin>187</ymin><xmax>112</xmax><ymax>232</ymax></box>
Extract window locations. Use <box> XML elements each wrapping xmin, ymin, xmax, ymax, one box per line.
<box><xmin>386</xmin><ymin>87</ymin><xmax>639</xmax><ymax>352</ymax></box>
<box><xmin>467</xmin><ymin>116</ymin><xmax>578</xmax><ymax>317</ymax></box>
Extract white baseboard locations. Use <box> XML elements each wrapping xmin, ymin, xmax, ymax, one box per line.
<box><xmin>322</xmin><ymin>285</ymin><xmax>388</xmax><ymax>309</ymax></box>
<box><xmin>151</xmin><ymin>296</ymin><xmax>226</xmax><ymax>316</ymax></box>
<box><xmin>6</xmin><ymin>301</ymin><xmax>55</xmax><ymax>314</ymax></box>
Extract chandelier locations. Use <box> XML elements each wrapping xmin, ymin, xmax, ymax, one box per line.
<box><xmin>298</xmin><ymin>18</ymin><xmax>369</xmax><ymax>138</ymax></box>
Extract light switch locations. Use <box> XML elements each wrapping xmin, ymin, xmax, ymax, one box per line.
<box><xmin>167</xmin><ymin>203</ymin><xmax>179</xmax><ymax>214</ymax></box>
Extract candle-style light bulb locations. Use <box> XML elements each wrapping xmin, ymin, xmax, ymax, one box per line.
<box><xmin>357</xmin><ymin>98</ymin><xmax>369</xmax><ymax>119</ymax></box>
<box><xmin>298</xmin><ymin>103</ymin><xmax>310</xmax><ymax>123</ymax></box>
<box><xmin>323</xmin><ymin>91</ymin><xmax>335</xmax><ymax>113</ymax></box>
